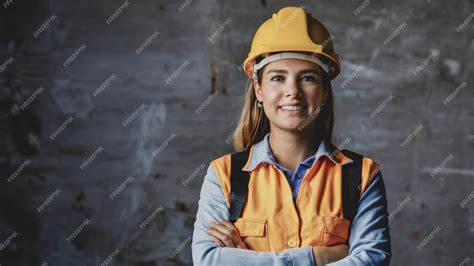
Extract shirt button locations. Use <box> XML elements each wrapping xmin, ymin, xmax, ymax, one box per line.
<box><xmin>287</xmin><ymin>238</ymin><xmax>297</xmax><ymax>247</ymax></box>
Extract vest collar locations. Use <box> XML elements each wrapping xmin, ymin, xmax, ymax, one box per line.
<box><xmin>242</xmin><ymin>133</ymin><xmax>354</xmax><ymax>172</ymax></box>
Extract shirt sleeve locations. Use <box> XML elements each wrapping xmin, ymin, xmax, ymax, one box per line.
<box><xmin>327</xmin><ymin>171</ymin><xmax>392</xmax><ymax>266</ymax></box>
<box><xmin>191</xmin><ymin>163</ymin><xmax>316</xmax><ymax>266</ymax></box>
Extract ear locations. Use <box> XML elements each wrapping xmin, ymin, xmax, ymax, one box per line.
<box><xmin>254</xmin><ymin>79</ymin><xmax>263</xmax><ymax>102</ymax></box>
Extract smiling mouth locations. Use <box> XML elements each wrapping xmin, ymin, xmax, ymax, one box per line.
<box><xmin>279</xmin><ymin>105</ymin><xmax>306</xmax><ymax>111</ymax></box>
<box><xmin>278</xmin><ymin>104</ymin><xmax>308</xmax><ymax>116</ymax></box>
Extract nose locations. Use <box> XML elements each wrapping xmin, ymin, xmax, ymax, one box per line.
<box><xmin>284</xmin><ymin>77</ymin><xmax>302</xmax><ymax>98</ymax></box>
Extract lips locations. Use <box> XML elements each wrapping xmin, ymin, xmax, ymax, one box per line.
<box><xmin>280</xmin><ymin>105</ymin><xmax>305</xmax><ymax>111</ymax></box>
<box><xmin>278</xmin><ymin>103</ymin><xmax>307</xmax><ymax>111</ymax></box>
<box><xmin>278</xmin><ymin>103</ymin><xmax>308</xmax><ymax>116</ymax></box>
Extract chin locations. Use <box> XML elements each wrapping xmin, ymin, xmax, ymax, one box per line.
<box><xmin>276</xmin><ymin>120</ymin><xmax>307</xmax><ymax>132</ymax></box>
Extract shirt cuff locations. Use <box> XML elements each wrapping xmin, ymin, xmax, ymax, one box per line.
<box><xmin>284</xmin><ymin>246</ymin><xmax>315</xmax><ymax>266</ymax></box>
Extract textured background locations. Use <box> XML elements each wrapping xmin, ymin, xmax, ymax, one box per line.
<box><xmin>0</xmin><ymin>0</ymin><xmax>473</xmax><ymax>265</ymax></box>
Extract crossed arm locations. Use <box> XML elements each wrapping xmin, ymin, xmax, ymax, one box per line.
<box><xmin>191</xmin><ymin>165</ymin><xmax>391</xmax><ymax>265</ymax></box>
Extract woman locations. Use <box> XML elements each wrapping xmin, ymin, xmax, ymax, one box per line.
<box><xmin>192</xmin><ymin>6</ymin><xmax>391</xmax><ymax>265</ymax></box>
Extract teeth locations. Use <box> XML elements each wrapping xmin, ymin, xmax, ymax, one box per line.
<box><xmin>281</xmin><ymin>105</ymin><xmax>304</xmax><ymax>111</ymax></box>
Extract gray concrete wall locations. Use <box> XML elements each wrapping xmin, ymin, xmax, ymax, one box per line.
<box><xmin>0</xmin><ymin>0</ymin><xmax>473</xmax><ymax>265</ymax></box>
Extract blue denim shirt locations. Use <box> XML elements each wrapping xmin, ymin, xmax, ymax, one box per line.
<box><xmin>192</xmin><ymin>133</ymin><xmax>391</xmax><ymax>265</ymax></box>
<box><xmin>263</xmin><ymin>133</ymin><xmax>318</xmax><ymax>201</ymax></box>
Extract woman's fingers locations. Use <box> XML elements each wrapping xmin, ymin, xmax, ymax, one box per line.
<box><xmin>206</xmin><ymin>220</ymin><xmax>247</xmax><ymax>249</ymax></box>
<box><xmin>219</xmin><ymin>220</ymin><xmax>236</xmax><ymax>230</ymax></box>
<box><xmin>207</xmin><ymin>225</ymin><xmax>236</xmax><ymax>247</ymax></box>
<box><xmin>218</xmin><ymin>221</ymin><xmax>247</xmax><ymax>249</ymax></box>
<box><xmin>211</xmin><ymin>223</ymin><xmax>239</xmax><ymax>247</ymax></box>
<box><xmin>212</xmin><ymin>236</ymin><xmax>225</xmax><ymax>247</ymax></box>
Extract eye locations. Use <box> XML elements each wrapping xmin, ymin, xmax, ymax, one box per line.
<box><xmin>301</xmin><ymin>75</ymin><xmax>318</xmax><ymax>82</ymax></box>
<box><xmin>270</xmin><ymin>75</ymin><xmax>284</xmax><ymax>82</ymax></box>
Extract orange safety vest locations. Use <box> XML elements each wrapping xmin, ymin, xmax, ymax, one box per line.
<box><xmin>210</xmin><ymin>143</ymin><xmax>380</xmax><ymax>252</ymax></box>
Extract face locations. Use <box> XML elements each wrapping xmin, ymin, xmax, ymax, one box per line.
<box><xmin>254</xmin><ymin>58</ymin><xmax>327</xmax><ymax>132</ymax></box>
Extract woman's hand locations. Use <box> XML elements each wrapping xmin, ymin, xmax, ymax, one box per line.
<box><xmin>207</xmin><ymin>220</ymin><xmax>247</xmax><ymax>249</ymax></box>
<box><xmin>206</xmin><ymin>219</ymin><xmax>348</xmax><ymax>264</ymax></box>
<box><xmin>312</xmin><ymin>244</ymin><xmax>349</xmax><ymax>265</ymax></box>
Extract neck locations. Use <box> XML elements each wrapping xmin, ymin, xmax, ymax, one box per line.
<box><xmin>268</xmin><ymin>127</ymin><xmax>323</xmax><ymax>172</ymax></box>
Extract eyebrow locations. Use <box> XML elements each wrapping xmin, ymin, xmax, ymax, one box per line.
<box><xmin>265</xmin><ymin>69</ymin><xmax>321</xmax><ymax>76</ymax></box>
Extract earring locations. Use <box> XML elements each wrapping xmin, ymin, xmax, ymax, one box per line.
<box><xmin>321</xmin><ymin>101</ymin><xmax>326</xmax><ymax>106</ymax></box>
<box><xmin>257</xmin><ymin>100</ymin><xmax>263</xmax><ymax>108</ymax></box>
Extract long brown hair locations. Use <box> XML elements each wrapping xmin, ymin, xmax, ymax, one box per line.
<box><xmin>232</xmin><ymin>68</ymin><xmax>335</xmax><ymax>151</ymax></box>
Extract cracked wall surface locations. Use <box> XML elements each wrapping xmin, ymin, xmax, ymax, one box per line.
<box><xmin>0</xmin><ymin>1</ymin><xmax>473</xmax><ymax>265</ymax></box>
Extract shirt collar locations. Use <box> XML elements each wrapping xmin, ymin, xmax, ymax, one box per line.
<box><xmin>242</xmin><ymin>132</ymin><xmax>354</xmax><ymax>172</ymax></box>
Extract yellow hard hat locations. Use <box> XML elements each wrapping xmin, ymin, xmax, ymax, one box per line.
<box><xmin>243</xmin><ymin>6</ymin><xmax>340</xmax><ymax>80</ymax></box>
